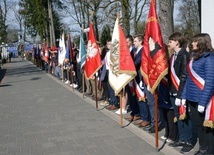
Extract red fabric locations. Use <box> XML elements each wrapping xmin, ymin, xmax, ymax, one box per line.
<box><xmin>170</xmin><ymin>56</ymin><xmax>179</xmax><ymax>90</ymax></box>
<box><xmin>210</xmin><ymin>96</ymin><xmax>214</xmax><ymax>121</ymax></box>
<box><xmin>68</xmin><ymin>36</ymin><xmax>74</xmax><ymax>61</ymax></box>
<box><xmin>141</xmin><ymin>0</ymin><xmax>168</xmax><ymax>94</ymax></box>
<box><xmin>50</xmin><ymin>46</ymin><xmax>58</xmax><ymax>51</ymax></box>
<box><xmin>42</xmin><ymin>42</ymin><xmax>49</xmax><ymax>62</ymax></box>
<box><xmin>84</xmin><ymin>23</ymin><xmax>102</xmax><ymax>79</ymax></box>
<box><xmin>119</xmin><ymin>25</ymin><xmax>136</xmax><ymax>72</ymax></box>
<box><xmin>179</xmin><ymin>105</ymin><xmax>186</xmax><ymax>116</ymax></box>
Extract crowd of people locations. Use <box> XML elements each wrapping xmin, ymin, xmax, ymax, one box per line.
<box><xmin>31</xmin><ymin>32</ymin><xmax>214</xmax><ymax>155</ymax></box>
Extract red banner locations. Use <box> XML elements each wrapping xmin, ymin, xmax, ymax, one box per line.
<box><xmin>84</xmin><ymin>23</ymin><xmax>102</xmax><ymax>79</ymax></box>
<box><xmin>141</xmin><ymin>0</ymin><xmax>168</xmax><ymax>94</ymax></box>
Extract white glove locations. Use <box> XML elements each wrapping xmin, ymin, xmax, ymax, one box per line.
<box><xmin>197</xmin><ymin>105</ymin><xmax>205</xmax><ymax>113</ymax></box>
<box><xmin>181</xmin><ymin>99</ymin><xmax>186</xmax><ymax>106</ymax></box>
<box><xmin>175</xmin><ymin>98</ymin><xmax>181</xmax><ymax>106</ymax></box>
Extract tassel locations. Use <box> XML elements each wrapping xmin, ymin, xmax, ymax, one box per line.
<box><xmin>173</xmin><ymin>116</ymin><xmax>177</xmax><ymax>123</ymax></box>
<box><xmin>179</xmin><ymin>105</ymin><xmax>187</xmax><ymax>120</ymax></box>
<box><xmin>203</xmin><ymin>120</ymin><xmax>214</xmax><ymax>128</ymax></box>
<box><xmin>203</xmin><ymin>96</ymin><xmax>214</xmax><ymax>128</ymax></box>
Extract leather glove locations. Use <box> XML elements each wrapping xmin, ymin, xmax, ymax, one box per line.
<box><xmin>197</xmin><ymin>105</ymin><xmax>205</xmax><ymax>113</ymax></box>
<box><xmin>175</xmin><ymin>98</ymin><xmax>181</xmax><ymax>106</ymax></box>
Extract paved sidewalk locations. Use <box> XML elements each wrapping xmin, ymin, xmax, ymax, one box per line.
<box><xmin>0</xmin><ymin>58</ymin><xmax>192</xmax><ymax>155</ymax></box>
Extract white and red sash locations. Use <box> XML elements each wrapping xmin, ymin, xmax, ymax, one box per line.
<box><xmin>187</xmin><ymin>59</ymin><xmax>205</xmax><ymax>90</ymax></box>
<box><xmin>134</xmin><ymin>79</ymin><xmax>146</xmax><ymax>101</ymax></box>
<box><xmin>170</xmin><ymin>55</ymin><xmax>180</xmax><ymax>91</ymax></box>
<box><xmin>187</xmin><ymin>59</ymin><xmax>214</xmax><ymax>128</ymax></box>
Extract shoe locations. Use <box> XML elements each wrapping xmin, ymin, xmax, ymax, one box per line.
<box><xmin>85</xmin><ymin>93</ymin><xmax>92</xmax><ymax>97</ymax></box>
<box><xmin>166</xmin><ymin>139</ymin><xmax>173</xmax><ymax>143</ymax></box>
<box><xmin>73</xmin><ymin>84</ymin><xmax>78</xmax><ymax>88</ymax></box>
<box><xmin>91</xmin><ymin>96</ymin><xmax>102</xmax><ymax>101</ymax></box>
<box><xmin>100</xmin><ymin>101</ymin><xmax>109</xmax><ymax>106</ymax></box>
<box><xmin>65</xmin><ymin>80</ymin><xmax>70</xmax><ymax>84</ymax></box>
<box><xmin>70</xmin><ymin>83</ymin><xmax>78</xmax><ymax>88</ymax></box>
<box><xmin>133</xmin><ymin>116</ymin><xmax>140</xmax><ymax>121</ymax></box>
<box><xmin>194</xmin><ymin>150</ymin><xmax>208</xmax><ymax>155</ymax></box>
<box><xmin>168</xmin><ymin>141</ymin><xmax>185</xmax><ymax>148</ymax></box>
<box><xmin>180</xmin><ymin>143</ymin><xmax>193</xmax><ymax>154</ymax></box>
<box><xmin>106</xmin><ymin>105</ymin><xmax>112</xmax><ymax>109</ymax></box>
<box><xmin>161</xmin><ymin>136</ymin><xmax>167</xmax><ymax>140</ymax></box>
<box><xmin>134</xmin><ymin>120</ymin><xmax>143</xmax><ymax>125</ymax></box>
<box><xmin>144</xmin><ymin>126</ymin><xmax>163</xmax><ymax>133</ymax></box>
<box><xmin>108</xmin><ymin>105</ymin><xmax>118</xmax><ymax>110</ymax></box>
<box><xmin>125</xmin><ymin>115</ymin><xmax>133</xmax><ymax>120</ymax></box>
<box><xmin>115</xmin><ymin>109</ymin><xmax>127</xmax><ymax>115</ymax></box>
<box><xmin>138</xmin><ymin>121</ymin><xmax>150</xmax><ymax>128</ymax></box>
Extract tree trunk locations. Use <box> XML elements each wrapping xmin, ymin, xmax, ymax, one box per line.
<box><xmin>121</xmin><ymin>0</ymin><xmax>130</xmax><ymax>35</ymax></box>
<box><xmin>158</xmin><ymin>0</ymin><xmax>174</xmax><ymax>44</ymax></box>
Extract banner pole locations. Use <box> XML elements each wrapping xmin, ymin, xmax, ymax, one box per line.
<box><xmin>82</xmin><ymin>72</ymin><xmax>85</xmax><ymax>98</ymax></box>
<box><xmin>95</xmin><ymin>75</ymin><xmax>98</xmax><ymax>110</ymax></box>
<box><xmin>120</xmin><ymin>90</ymin><xmax>123</xmax><ymax>126</ymax></box>
<box><xmin>70</xmin><ymin>66</ymin><xmax>74</xmax><ymax>91</ymax></box>
<box><xmin>154</xmin><ymin>90</ymin><xmax>159</xmax><ymax>150</ymax></box>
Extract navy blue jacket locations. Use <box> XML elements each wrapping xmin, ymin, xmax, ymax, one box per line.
<box><xmin>181</xmin><ymin>52</ymin><xmax>214</xmax><ymax>107</ymax></box>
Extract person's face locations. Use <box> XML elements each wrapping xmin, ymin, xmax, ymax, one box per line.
<box><xmin>134</xmin><ymin>37</ymin><xmax>142</xmax><ymax>49</ymax></box>
<box><xmin>64</xmin><ymin>59</ymin><xmax>69</xmax><ymax>63</ymax></box>
<box><xmin>168</xmin><ymin>40</ymin><xmax>178</xmax><ymax>50</ymax></box>
<box><xmin>192</xmin><ymin>41</ymin><xmax>198</xmax><ymax>50</ymax></box>
<box><xmin>106</xmin><ymin>41</ymin><xmax>112</xmax><ymax>50</ymax></box>
<box><xmin>126</xmin><ymin>38</ymin><xmax>132</xmax><ymax>48</ymax></box>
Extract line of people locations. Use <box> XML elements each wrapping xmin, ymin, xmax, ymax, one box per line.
<box><xmin>31</xmin><ymin>32</ymin><xmax>214</xmax><ymax>155</ymax></box>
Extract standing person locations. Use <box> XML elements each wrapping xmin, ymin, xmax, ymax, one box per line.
<box><xmin>132</xmin><ymin>34</ymin><xmax>150</xmax><ymax>127</ymax></box>
<box><xmin>99</xmin><ymin>46</ymin><xmax>110</xmax><ymax>106</ymax></box>
<box><xmin>75</xmin><ymin>48</ymin><xmax>83</xmax><ymax>91</ymax></box>
<box><xmin>115</xmin><ymin>35</ymin><xmax>135</xmax><ymax>115</ymax></box>
<box><xmin>181</xmin><ymin>33</ymin><xmax>214</xmax><ymax>155</ymax></box>
<box><xmin>167</xmin><ymin>32</ymin><xmax>194</xmax><ymax>154</ymax></box>
<box><xmin>105</xmin><ymin>40</ymin><xmax>119</xmax><ymax>110</ymax></box>
<box><xmin>158</xmin><ymin>45</ymin><xmax>178</xmax><ymax>143</ymax></box>
<box><xmin>9</xmin><ymin>53</ymin><xmax>12</xmax><ymax>62</ymax></box>
<box><xmin>124</xmin><ymin>35</ymin><xmax>140</xmax><ymax>120</ymax></box>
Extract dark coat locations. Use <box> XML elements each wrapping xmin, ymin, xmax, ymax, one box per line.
<box><xmin>169</xmin><ymin>48</ymin><xmax>190</xmax><ymax>98</ymax></box>
<box><xmin>133</xmin><ymin>47</ymin><xmax>143</xmax><ymax>84</ymax></box>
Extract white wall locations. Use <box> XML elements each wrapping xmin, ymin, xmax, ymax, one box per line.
<box><xmin>201</xmin><ymin>0</ymin><xmax>214</xmax><ymax>46</ymax></box>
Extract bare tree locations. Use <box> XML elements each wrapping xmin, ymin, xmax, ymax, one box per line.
<box><xmin>0</xmin><ymin>0</ymin><xmax>12</xmax><ymax>43</ymax></box>
<box><xmin>158</xmin><ymin>0</ymin><xmax>174</xmax><ymax>44</ymax></box>
<box><xmin>132</xmin><ymin>0</ymin><xmax>149</xmax><ymax>34</ymax></box>
<box><xmin>175</xmin><ymin>0</ymin><xmax>200</xmax><ymax>39</ymax></box>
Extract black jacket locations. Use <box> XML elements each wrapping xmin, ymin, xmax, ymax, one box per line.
<box><xmin>169</xmin><ymin>48</ymin><xmax>190</xmax><ymax>98</ymax></box>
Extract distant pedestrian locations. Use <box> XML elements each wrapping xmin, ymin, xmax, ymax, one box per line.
<box><xmin>9</xmin><ymin>53</ymin><xmax>12</xmax><ymax>63</ymax></box>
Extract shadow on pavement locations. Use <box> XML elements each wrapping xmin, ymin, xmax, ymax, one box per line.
<box><xmin>0</xmin><ymin>69</ymin><xmax>7</xmax><ymax>83</ymax></box>
<box><xmin>0</xmin><ymin>84</ymin><xmax>12</xmax><ymax>87</ymax></box>
<box><xmin>30</xmin><ymin>77</ymin><xmax>41</xmax><ymax>80</ymax></box>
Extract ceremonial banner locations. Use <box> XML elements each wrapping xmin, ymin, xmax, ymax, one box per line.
<box><xmin>141</xmin><ymin>0</ymin><xmax>168</xmax><ymax>94</ymax></box>
<box><xmin>79</xmin><ymin>31</ymin><xmax>86</xmax><ymax>68</ymax></box>
<box><xmin>58</xmin><ymin>31</ymin><xmax>66</xmax><ymax>65</ymax></box>
<box><xmin>84</xmin><ymin>23</ymin><xmax>102</xmax><ymax>79</ymax></box>
<box><xmin>109</xmin><ymin>17</ymin><xmax>137</xmax><ymax>95</ymax></box>
<box><xmin>65</xmin><ymin>34</ymin><xmax>74</xmax><ymax>61</ymax></box>
<box><xmin>42</xmin><ymin>42</ymin><xmax>49</xmax><ymax>62</ymax></box>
